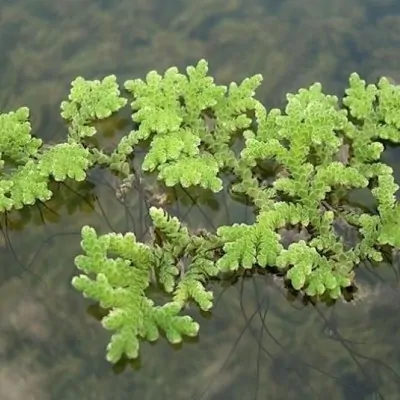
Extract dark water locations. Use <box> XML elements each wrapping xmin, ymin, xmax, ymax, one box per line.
<box><xmin>1</xmin><ymin>0</ymin><xmax>400</xmax><ymax>399</ymax></box>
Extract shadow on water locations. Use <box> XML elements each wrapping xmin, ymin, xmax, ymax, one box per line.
<box><xmin>1</xmin><ymin>0</ymin><xmax>400</xmax><ymax>399</ymax></box>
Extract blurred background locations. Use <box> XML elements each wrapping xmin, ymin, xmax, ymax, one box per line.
<box><xmin>1</xmin><ymin>0</ymin><xmax>400</xmax><ymax>399</ymax></box>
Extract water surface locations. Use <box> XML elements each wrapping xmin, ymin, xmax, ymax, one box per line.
<box><xmin>1</xmin><ymin>0</ymin><xmax>400</xmax><ymax>398</ymax></box>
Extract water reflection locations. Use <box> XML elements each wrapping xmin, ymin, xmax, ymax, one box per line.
<box><xmin>1</xmin><ymin>0</ymin><xmax>400</xmax><ymax>399</ymax></box>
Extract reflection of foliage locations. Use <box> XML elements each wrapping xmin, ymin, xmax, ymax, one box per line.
<box><xmin>0</xmin><ymin>179</ymin><xmax>96</xmax><ymax>233</ymax></box>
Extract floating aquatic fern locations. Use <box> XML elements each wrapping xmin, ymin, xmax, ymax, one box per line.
<box><xmin>1</xmin><ymin>59</ymin><xmax>400</xmax><ymax>364</ymax></box>
<box><xmin>72</xmin><ymin>206</ymin><xmax>220</xmax><ymax>362</ymax></box>
<box><xmin>61</xmin><ymin>75</ymin><xmax>127</xmax><ymax>141</ymax></box>
<box><xmin>123</xmin><ymin>59</ymin><xmax>263</xmax><ymax>192</ymax></box>
<box><xmin>0</xmin><ymin>75</ymin><xmax>127</xmax><ymax>211</ymax></box>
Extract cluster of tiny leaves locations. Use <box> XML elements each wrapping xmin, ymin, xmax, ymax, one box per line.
<box><xmin>227</xmin><ymin>73</ymin><xmax>400</xmax><ymax>297</ymax></box>
<box><xmin>59</xmin><ymin>74</ymin><xmax>137</xmax><ymax>181</ymax></box>
<box><xmin>124</xmin><ymin>59</ymin><xmax>263</xmax><ymax>192</ymax></box>
<box><xmin>72</xmin><ymin>207</ymin><xmax>221</xmax><ymax>363</ymax></box>
<box><xmin>2</xmin><ymin>59</ymin><xmax>400</xmax><ymax>364</ymax></box>
<box><xmin>60</xmin><ymin>75</ymin><xmax>127</xmax><ymax>141</ymax></box>
<box><xmin>342</xmin><ymin>74</ymin><xmax>400</xmax><ymax>249</ymax></box>
<box><xmin>0</xmin><ymin>75</ymin><xmax>131</xmax><ymax>212</ymax></box>
<box><xmin>71</xmin><ymin>62</ymin><xmax>400</xmax><ymax>363</ymax></box>
<box><xmin>60</xmin><ymin>75</ymin><xmax>140</xmax><ymax>178</ymax></box>
<box><xmin>0</xmin><ymin>107</ymin><xmax>46</xmax><ymax>211</ymax></box>
<box><xmin>0</xmin><ymin>108</ymin><xmax>92</xmax><ymax>211</ymax></box>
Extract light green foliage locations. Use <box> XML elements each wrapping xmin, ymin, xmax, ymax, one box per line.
<box><xmin>0</xmin><ymin>107</ymin><xmax>49</xmax><ymax>211</ymax></box>
<box><xmin>73</xmin><ymin>226</ymin><xmax>155</xmax><ymax>362</ymax></box>
<box><xmin>124</xmin><ymin>59</ymin><xmax>263</xmax><ymax>191</ymax></box>
<box><xmin>2</xmin><ymin>59</ymin><xmax>400</xmax><ymax>364</ymax></box>
<box><xmin>149</xmin><ymin>206</ymin><xmax>220</xmax><ymax>311</ymax></box>
<box><xmin>377</xmin><ymin>77</ymin><xmax>400</xmax><ymax>129</ymax></box>
<box><xmin>7</xmin><ymin>160</ymin><xmax>52</xmax><ymax>209</ymax></box>
<box><xmin>343</xmin><ymin>73</ymin><xmax>377</xmax><ymax>120</ymax></box>
<box><xmin>61</xmin><ymin>75</ymin><xmax>127</xmax><ymax>141</ymax></box>
<box><xmin>72</xmin><ymin>207</ymin><xmax>221</xmax><ymax>362</ymax></box>
<box><xmin>38</xmin><ymin>143</ymin><xmax>92</xmax><ymax>181</ymax></box>
<box><xmin>0</xmin><ymin>107</ymin><xmax>42</xmax><ymax>162</ymax></box>
<box><xmin>0</xmin><ymin>108</ymin><xmax>75</xmax><ymax>211</ymax></box>
<box><xmin>232</xmin><ymin>73</ymin><xmax>400</xmax><ymax>298</ymax></box>
<box><xmin>0</xmin><ymin>75</ymin><xmax>126</xmax><ymax>211</ymax></box>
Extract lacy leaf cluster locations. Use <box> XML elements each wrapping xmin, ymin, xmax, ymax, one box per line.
<box><xmin>2</xmin><ymin>60</ymin><xmax>400</xmax><ymax>364</ymax></box>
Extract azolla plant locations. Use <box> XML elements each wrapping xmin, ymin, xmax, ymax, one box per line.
<box><xmin>1</xmin><ymin>60</ymin><xmax>400</xmax><ymax>364</ymax></box>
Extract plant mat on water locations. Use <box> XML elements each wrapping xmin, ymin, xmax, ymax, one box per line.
<box><xmin>1</xmin><ymin>60</ymin><xmax>400</xmax><ymax>365</ymax></box>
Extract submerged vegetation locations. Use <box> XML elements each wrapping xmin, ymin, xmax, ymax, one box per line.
<box><xmin>1</xmin><ymin>59</ymin><xmax>400</xmax><ymax>364</ymax></box>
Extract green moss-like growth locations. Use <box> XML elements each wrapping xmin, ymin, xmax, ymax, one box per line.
<box><xmin>2</xmin><ymin>60</ymin><xmax>400</xmax><ymax>365</ymax></box>
<box><xmin>72</xmin><ymin>207</ymin><xmax>220</xmax><ymax>363</ymax></box>
<box><xmin>72</xmin><ymin>62</ymin><xmax>400</xmax><ymax>362</ymax></box>
<box><xmin>0</xmin><ymin>75</ymin><xmax>128</xmax><ymax>212</ymax></box>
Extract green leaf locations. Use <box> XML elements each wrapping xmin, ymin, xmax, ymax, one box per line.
<box><xmin>38</xmin><ymin>143</ymin><xmax>93</xmax><ymax>181</ymax></box>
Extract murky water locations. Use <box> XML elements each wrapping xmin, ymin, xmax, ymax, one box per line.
<box><xmin>1</xmin><ymin>0</ymin><xmax>400</xmax><ymax>399</ymax></box>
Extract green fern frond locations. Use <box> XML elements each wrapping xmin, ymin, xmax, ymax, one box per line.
<box><xmin>343</xmin><ymin>73</ymin><xmax>377</xmax><ymax>120</ymax></box>
<box><xmin>0</xmin><ymin>107</ymin><xmax>42</xmax><ymax>163</ymax></box>
<box><xmin>61</xmin><ymin>75</ymin><xmax>127</xmax><ymax>141</ymax></box>
<box><xmin>377</xmin><ymin>77</ymin><xmax>400</xmax><ymax>129</ymax></box>
<box><xmin>8</xmin><ymin>161</ymin><xmax>52</xmax><ymax>209</ymax></box>
<box><xmin>173</xmin><ymin>255</ymin><xmax>219</xmax><ymax>311</ymax></box>
<box><xmin>72</xmin><ymin>221</ymin><xmax>207</xmax><ymax>363</ymax></box>
<box><xmin>158</xmin><ymin>154</ymin><xmax>222</xmax><ymax>192</ymax></box>
<box><xmin>38</xmin><ymin>143</ymin><xmax>93</xmax><ymax>181</ymax></box>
